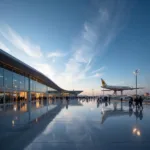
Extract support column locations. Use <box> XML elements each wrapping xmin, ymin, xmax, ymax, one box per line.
<box><xmin>3</xmin><ymin>67</ymin><xmax>6</xmax><ymax>111</ymax></box>
<box><xmin>46</xmin><ymin>87</ymin><xmax>49</xmax><ymax>112</ymax></box>
<box><xmin>27</xmin><ymin>77</ymin><xmax>31</xmax><ymax>122</ymax></box>
<box><xmin>3</xmin><ymin>88</ymin><xmax>6</xmax><ymax>111</ymax></box>
<box><xmin>114</xmin><ymin>91</ymin><xmax>117</xmax><ymax>95</ymax></box>
<box><xmin>136</xmin><ymin>74</ymin><xmax>137</xmax><ymax>98</ymax></box>
<box><xmin>121</xmin><ymin>91</ymin><xmax>123</xmax><ymax>95</ymax></box>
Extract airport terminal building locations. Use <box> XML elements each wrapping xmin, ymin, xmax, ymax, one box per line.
<box><xmin>0</xmin><ymin>49</ymin><xmax>82</xmax><ymax>111</ymax></box>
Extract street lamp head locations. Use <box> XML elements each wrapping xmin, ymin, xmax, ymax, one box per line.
<box><xmin>133</xmin><ymin>69</ymin><xmax>140</xmax><ymax>75</ymax></box>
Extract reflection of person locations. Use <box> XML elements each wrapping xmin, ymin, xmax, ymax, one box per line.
<box><xmin>129</xmin><ymin>97</ymin><xmax>133</xmax><ymax>108</ymax></box>
<box><xmin>97</xmin><ymin>101</ymin><xmax>100</xmax><ymax>108</ymax></box>
<box><xmin>139</xmin><ymin>109</ymin><xmax>143</xmax><ymax>120</ymax></box>
<box><xmin>134</xmin><ymin>107</ymin><xmax>139</xmax><ymax>120</ymax></box>
<box><xmin>52</xmin><ymin>97</ymin><xmax>54</xmax><ymax>104</ymax></box>
<box><xmin>135</xmin><ymin>97</ymin><xmax>139</xmax><ymax>108</ymax></box>
<box><xmin>129</xmin><ymin>107</ymin><xmax>133</xmax><ymax>117</ymax></box>
<box><xmin>121</xmin><ymin>101</ymin><xmax>123</xmax><ymax>111</ymax></box>
<box><xmin>66</xmin><ymin>102</ymin><xmax>68</xmax><ymax>109</ymax></box>
<box><xmin>66</xmin><ymin>97</ymin><xmax>69</xmax><ymax>109</ymax></box>
<box><xmin>134</xmin><ymin>108</ymin><xmax>143</xmax><ymax>120</ymax></box>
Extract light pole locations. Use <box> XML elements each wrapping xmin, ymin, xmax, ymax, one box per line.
<box><xmin>133</xmin><ymin>69</ymin><xmax>140</xmax><ymax>98</ymax></box>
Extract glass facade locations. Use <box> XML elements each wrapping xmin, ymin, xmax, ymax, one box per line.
<box><xmin>0</xmin><ymin>65</ymin><xmax>57</xmax><ymax>111</ymax></box>
<box><xmin>4</xmin><ymin>69</ymin><xmax>13</xmax><ymax>88</ymax></box>
<box><xmin>0</xmin><ymin>67</ymin><xmax>3</xmax><ymax>86</ymax></box>
<box><xmin>25</xmin><ymin>77</ymin><xmax>29</xmax><ymax>91</ymax></box>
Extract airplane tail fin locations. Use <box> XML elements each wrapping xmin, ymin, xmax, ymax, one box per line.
<box><xmin>101</xmin><ymin>78</ymin><xmax>107</xmax><ymax>87</ymax></box>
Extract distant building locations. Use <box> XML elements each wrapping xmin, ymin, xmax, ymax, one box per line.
<box><xmin>144</xmin><ymin>93</ymin><xmax>150</xmax><ymax>96</ymax></box>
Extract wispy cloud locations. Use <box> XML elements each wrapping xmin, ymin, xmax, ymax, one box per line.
<box><xmin>47</xmin><ymin>51</ymin><xmax>66</xmax><ymax>58</ymax></box>
<box><xmin>92</xmin><ymin>66</ymin><xmax>105</xmax><ymax>74</ymax></box>
<box><xmin>0</xmin><ymin>41</ymin><xmax>10</xmax><ymax>53</ymax></box>
<box><xmin>33</xmin><ymin>63</ymin><xmax>56</xmax><ymax>80</ymax></box>
<box><xmin>0</xmin><ymin>25</ymin><xmax>43</xmax><ymax>58</ymax></box>
<box><xmin>60</xmin><ymin>0</ymin><xmax>125</xmax><ymax>84</ymax></box>
<box><xmin>89</xmin><ymin>73</ymin><xmax>103</xmax><ymax>78</ymax></box>
<box><xmin>47</xmin><ymin>51</ymin><xmax>67</xmax><ymax>63</ymax></box>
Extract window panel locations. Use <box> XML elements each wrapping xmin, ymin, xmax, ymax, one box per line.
<box><xmin>25</xmin><ymin>77</ymin><xmax>29</xmax><ymax>91</ymax></box>
<box><xmin>4</xmin><ymin>69</ymin><xmax>12</xmax><ymax>88</ymax></box>
<box><xmin>13</xmin><ymin>72</ymin><xmax>19</xmax><ymax>89</ymax></box>
<box><xmin>20</xmin><ymin>75</ymin><xmax>25</xmax><ymax>90</ymax></box>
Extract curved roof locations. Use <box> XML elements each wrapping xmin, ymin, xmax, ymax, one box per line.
<box><xmin>0</xmin><ymin>49</ymin><xmax>82</xmax><ymax>94</ymax></box>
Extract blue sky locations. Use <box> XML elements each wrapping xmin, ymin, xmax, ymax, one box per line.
<box><xmin>0</xmin><ymin>0</ymin><xmax>150</xmax><ymax>95</ymax></box>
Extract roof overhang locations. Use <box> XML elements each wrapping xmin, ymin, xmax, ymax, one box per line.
<box><xmin>0</xmin><ymin>49</ymin><xmax>83</xmax><ymax>94</ymax></box>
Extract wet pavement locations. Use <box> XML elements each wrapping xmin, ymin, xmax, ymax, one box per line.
<box><xmin>1</xmin><ymin>99</ymin><xmax>150</xmax><ymax>150</ymax></box>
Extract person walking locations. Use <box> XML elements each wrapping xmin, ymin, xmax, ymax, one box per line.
<box><xmin>109</xmin><ymin>96</ymin><xmax>111</xmax><ymax>103</ymax></box>
<box><xmin>139</xmin><ymin>96</ymin><xmax>143</xmax><ymax>109</ymax></box>
<box><xmin>135</xmin><ymin>97</ymin><xmax>139</xmax><ymax>108</ymax></box>
<box><xmin>121</xmin><ymin>98</ymin><xmax>123</xmax><ymax>103</ymax></box>
<box><xmin>129</xmin><ymin>97</ymin><xmax>133</xmax><ymax>108</ymax></box>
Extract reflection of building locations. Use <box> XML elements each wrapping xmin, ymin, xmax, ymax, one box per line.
<box><xmin>0</xmin><ymin>49</ymin><xmax>82</xmax><ymax>111</ymax></box>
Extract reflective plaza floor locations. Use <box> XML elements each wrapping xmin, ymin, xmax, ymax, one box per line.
<box><xmin>1</xmin><ymin>99</ymin><xmax>150</xmax><ymax>150</ymax></box>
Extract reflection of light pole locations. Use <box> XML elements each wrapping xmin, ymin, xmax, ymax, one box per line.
<box><xmin>133</xmin><ymin>69</ymin><xmax>140</xmax><ymax>98</ymax></box>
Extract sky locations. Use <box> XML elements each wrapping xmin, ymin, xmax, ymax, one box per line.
<box><xmin>0</xmin><ymin>0</ymin><xmax>150</xmax><ymax>95</ymax></box>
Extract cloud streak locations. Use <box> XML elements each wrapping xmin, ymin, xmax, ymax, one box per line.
<box><xmin>92</xmin><ymin>66</ymin><xmax>105</xmax><ymax>74</ymax></box>
<box><xmin>47</xmin><ymin>51</ymin><xmax>67</xmax><ymax>63</ymax></box>
<box><xmin>0</xmin><ymin>25</ymin><xmax>43</xmax><ymax>58</ymax></box>
<box><xmin>47</xmin><ymin>51</ymin><xmax>66</xmax><ymax>58</ymax></box>
<box><xmin>60</xmin><ymin>0</ymin><xmax>127</xmax><ymax>84</ymax></box>
<box><xmin>0</xmin><ymin>41</ymin><xmax>10</xmax><ymax>53</ymax></box>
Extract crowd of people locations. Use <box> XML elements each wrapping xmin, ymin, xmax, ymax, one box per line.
<box><xmin>129</xmin><ymin>96</ymin><xmax>143</xmax><ymax>109</ymax></box>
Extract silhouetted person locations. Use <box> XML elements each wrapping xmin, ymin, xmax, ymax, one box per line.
<box><xmin>134</xmin><ymin>97</ymin><xmax>139</xmax><ymax>108</ymax></box>
<box><xmin>0</xmin><ymin>97</ymin><xmax>4</xmax><ymax>104</ymax></box>
<box><xmin>120</xmin><ymin>98</ymin><xmax>123</xmax><ymax>103</ymax></box>
<box><xmin>139</xmin><ymin>96</ymin><xmax>143</xmax><ymax>109</ymax></box>
<box><xmin>86</xmin><ymin>99</ymin><xmax>88</xmax><ymax>103</ymax></box>
<box><xmin>52</xmin><ymin>97</ymin><xmax>54</xmax><ymax>104</ymax></box>
<box><xmin>129</xmin><ymin>97</ymin><xmax>133</xmax><ymax>108</ymax></box>
<box><xmin>66</xmin><ymin>96</ymin><xmax>69</xmax><ymax>101</ymax></box>
<box><xmin>108</xmin><ymin>96</ymin><xmax>111</xmax><ymax>103</ymax></box>
<box><xmin>104</xmin><ymin>96</ymin><xmax>108</xmax><ymax>102</ymax></box>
